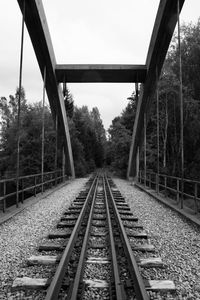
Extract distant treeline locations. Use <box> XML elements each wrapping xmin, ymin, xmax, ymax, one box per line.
<box><xmin>0</xmin><ymin>88</ymin><xmax>106</xmax><ymax>178</ymax></box>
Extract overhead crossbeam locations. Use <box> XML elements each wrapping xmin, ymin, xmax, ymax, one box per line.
<box><xmin>55</xmin><ymin>64</ymin><xmax>147</xmax><ymax>83</ymax></box>
<box><xmin>16</xmin><ymin>0</ymin><xmax>75</xmax><ymax>178</ymax></box>
<box><xmin>127</xmin><ymin>0</ymin><xmax>185</xmax><ymax>179</ymax></box>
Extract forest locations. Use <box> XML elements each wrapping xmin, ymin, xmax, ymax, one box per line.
<box><xmin>0</xmin><ymin>20</ymin><xmax>200</xmax><ymax>180</ymax></box>
<box><xmin>0</xmin><ymin>88</ymin><xmax>106</xmax><ymax>178</ymax></box>
<box><xmin>107</xmin><ymin>19</ymin><xmax>200</xmax><ymax>180</ymax></box>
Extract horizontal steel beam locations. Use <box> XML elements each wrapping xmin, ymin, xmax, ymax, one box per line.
<box><xmin>55</xmin><ymin>64</ymin><xmax>147</xmax><ymax>83</ymax></box>
<box><xmin>127</xmin><ymin>0</ymin><xmax>185</xmax><ymax>179</ymax></box>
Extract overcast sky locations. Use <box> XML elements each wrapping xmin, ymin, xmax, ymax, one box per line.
<box><xmin>0</xmin><ymin>1</ymin><xmax>200</xmax><ymax>130</ymax></box>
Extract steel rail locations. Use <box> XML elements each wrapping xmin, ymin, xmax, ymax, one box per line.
<box><xmin>45</xmin><ymin>174</ymin><xmax>98</xmax><ymax>300</ymax></box>
<box><xmin>105</xmin><ymin>176</ymin><xmax>149</xmax><ymax>300</ymax></box>
<box><xmin>68</xmin><ymin>176</ymin><xmax>100</xmax><ymax>299</ymax></box>
<box><xmin>103</xmin><ymin>176</ymin><xmax>126</xmax><ymax>299</ymax></box>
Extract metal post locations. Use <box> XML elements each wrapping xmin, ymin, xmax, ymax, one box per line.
<box><xmin>3</xmin><ymin>181</ymin><xmax>6</xmax><ymax>213</ymax></box>
<box><xmin>156</xmin><ymin>67</ymin><xmax>160</xmax><ymax>194</ymax></box>
<box><xmin>135</xmin><ymin>82</ymin><xmax>139</xmax><ymax>107</ymax></box>
<box><xmin>144</xmin><ymin>113</ymin><xmax>147</xmax><ymax>187</ymax></box>
<box><xmin>34</xmin><ymin>176</ymin><xmax>37</xmax><ymax>197</ymax></box>
<box><xmin>135</xmin><ymin>147</ymin><xmax>140</xmax><ymax>183</ymax></box>
<box><xmin>156</xmin><ymin>174</ymin><xmax>158</xmax><ymax>194</ymax></box>
<box><xmin>164</xmin><ymin>176</ymin><xmax>167</xmax><ymax>195</ymax></box>
<box><xmin>54</xmin><ymin>114</ymin><xmax>58</xmax><ymax>186</ymax></box>
<box><xmin>177</xmin><ymin>178</ymin><xmax>180</xmax><ymax>204</ymax></box>
<box><xmin>21</xmin><ymin>178</ymin><xmax>24</xmax><ymax>203</ymax></box>
<box><xmin>16</xmin><ymin>0</ymin><xmax>25</xmax><ymax>208</ymax></box>
<box><xmin>178</xmin><ymin>0</ymin><xmax>184</xmax><ymax>209</ymax></box>
<box><xmin>149</xmin><ymin>173</ymin><xmax>151</xmax><ymax>189</ymax></box>
<box><xmin>62</xmin><ymin>146</ymin><xmax>66</xmax><ymax>182</ymax></box>
<box><xmin>41</xmin><ymin>66</ymin><xmax>46</xmax><ymax>194</ymax></box>
<box><xmin>194</xmin><ymin>183</ymin><xmax>198</xmax><ymax>214</ymax></box>
<box><xmin>139</xmin><ymin>170</ymin><xmax>142</xmax><ymax>183</ymax></box>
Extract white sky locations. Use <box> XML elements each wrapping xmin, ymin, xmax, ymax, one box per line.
<box><xmin>0</xmin><ymin>1</ymin><xmax>200</xmax><ymax>130</ymax></box>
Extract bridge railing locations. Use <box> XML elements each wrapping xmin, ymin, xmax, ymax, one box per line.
<box><xmin>138</xmin><ymin>170</ymin><xmax>200</xmax><ymax>214</ymax></box>
<box><xmin>0</xmin><ymin>170</ymin><xmax>68</xmax><ymax>213</ymax></box>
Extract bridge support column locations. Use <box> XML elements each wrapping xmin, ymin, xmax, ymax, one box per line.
<box><xmin>17</xmin><ymin>0</ymin><xmax>75</xmax><ymax>179</ymax></box>
<box><xmin>127</xmin><ymin>0</ymin><xmax>185</xmax><ymax>181</ymax></box>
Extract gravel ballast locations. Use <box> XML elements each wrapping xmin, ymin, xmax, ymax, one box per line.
<box><xmin>0</xmin><ymin>178</ymin><xmax>88</xmax><ymax>299</ymax></box>
<box><xmin>113</xmin><ymin>178</ymin><xmax>200</xmax><ymax>300</ymax></box>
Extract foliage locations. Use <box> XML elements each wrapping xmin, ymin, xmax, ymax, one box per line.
<box><xmin>106</xmin><ymin>96</ymin><xmax>137</xmax><ymax>177</ymax></box>
<box><xmin>63</xmin><ymin>86</ymin><xmax>74</xmax><ymax>119</ymax></box>
<box><xmin>107</xmin><ymin>19</ymin><xmax>200</xmax><ymax>180</ymax></box>
<box><xmin>0</xmin><ymin>87</ymin><xmax>106</xmax><ymax>178</ymax></box>
<box><xmin>71</xmin><ymin>106</ymin><xmax>106</xmax><ymax>176</ymax></box>
<box><xmin>143</xmin><ymin>19</ymin><xmax>200</xmax><ymax>180</ymax></box>
<box><xmin>0</xmin><ymin>89</ymin><xmax>57</xmax><ymax>177</ymax></box>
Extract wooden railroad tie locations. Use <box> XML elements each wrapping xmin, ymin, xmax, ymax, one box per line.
<box><xmin>57</xmin><ymin>221</ymin><xmax>76</xmax><ymax>228</ymax></box>
<box><xmin>60</xmin><ymin>216</ymin><xmax>77</xmax><ymax>221</ymax></box>
<box><xmin>137</xmin><ymin>257</ymin><xmax>166</xmax><ymax>268</ymax></box>
<box><xmin>48</xmin><ymin>231</ymin><xmax>71</xmax><ymax>239</ymax></box>
<box><xmin>119</xmin><ymin>211</ymin><xmax>134</xmax><ymax>216</ymax></box>
<box><xmin>131</xmin><ymin>243</ymin><xmax>155</xmax><ymax>252</ymax></box>
<box><xmin>12</xmin><ymin>277</ymin><xmax>50</xmax><ymax>291</ymax></box>
<box><xmin>38</xmin><ymin>242</ymin><xmax>65</xmax><ymax>251</ymax></box>
<box><xmin>12</xmin><ymin>277</ymin><xmax>175</xmax><ymax>292</ymax></box>
<box><xmin>27</xmin><ymin>255</ymin><xmax>60</xmax><ymax>266</ymax></box>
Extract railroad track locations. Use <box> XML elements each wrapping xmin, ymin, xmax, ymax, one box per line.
<box><xmin>11</xmin><ymin>173</ymin><xmax>176</xmax><ymax>299</ymax></box>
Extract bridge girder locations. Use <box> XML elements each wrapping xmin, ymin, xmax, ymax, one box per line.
<box><xmin>17</xmin><ymin>0</ymin><xmax>75</xmax><ymax>178</ymax></box>
<box><xmin>127</xmin><ymin>0</ymin><xmax>185</xmax><ymax>179</ymax></box>
<box><xmin>55</xmin><ymin>64</ymin><xmax>147</xmax><ymax>83</ymax></box>
<box><xmin>16</xmin><ymin>0</ymin><xmax>185</xmax><ymax>180</ymax></box>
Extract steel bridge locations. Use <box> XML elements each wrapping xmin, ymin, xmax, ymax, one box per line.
<box><xmin>15</xmin><ymin>0</ymin><xmax>184</xmax><ymax>180</ymax></box>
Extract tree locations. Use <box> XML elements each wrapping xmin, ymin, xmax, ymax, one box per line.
<box><xmin>63</xmin><ymin>86</ymin><xmax>74</xmax><ymax>119</ymax></box>
<box><xmin>71</xmin><ymin>105</ymin><xmax>106</xmax><ymax>174</ymax></box>
<box><xmin>0</xmin><ymin>90</ymin><xmax>56</xmax><ymax>177</ymax></box>
<box><xmin>91</xmin><ymin>107</ymin><xmax>106</xmax><ymax>167</ymax></box>
<box><xmin>144</xmin><ymin>19</ymin><xmax>200</xmax><ymax>179</ymax></box>
<box><xmin>106</xmin><ymin>95</ymin><xmax>137</xmax><ymax>177</ymax></box>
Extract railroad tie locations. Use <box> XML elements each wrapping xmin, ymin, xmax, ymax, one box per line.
<box><xmin>131</xmin><ymin>243</ymin><xmax>155</xmax><ymax>252</ymax></box>
<box><xmin>64</xmin><ymin>210</ymin><xmax>80</xmax><ymax>215</ymax></box>
<box><xmin>116</xmin><ymin>206</ymin><xmax>130</xmax><ymax>211</ymax></box>
<box><xmin>90</xmin><ymin>232</ymin><xmax>107</xmax><ymax>237</ymax></box>
<box><xmin>38</xmin><ymin>242</ymin><xmax>65</xmax><ymax>251</ymax></box>
<box><xmin>48</xmin><ymin>231</ymin><xmax>71</xmax><ymax>239</ymax></box>
<box><xmin>121</xmin><ymin>215</ymin><xmax>138</xmax><ymax>220</ymax></box>
<box><xmin>68</xmin><ymin>206</ymin><xmax>82</xmax><ymax>210</ymax></box>
<box><xmin>124</xmin><ymin>223</ymin><xmax>143</xmax><ymax>229</ymax></box>
<box><xmin>12</xmin><ymin>277</ymin><xmax>50</xmax><ymax>291</ymax></box>
<box><xmin>137</xmin><ymin>257</ymin><xmax>166</xmax><ymax>268</ymax></box>
<box><xmin>27</xmin><ymin>255</ymin><xmax>60</xmax><ymax>266</ymax></box>
<box><xmin>144</xmin><ymin>280</ymin><xmax>176</xmax><ymax>291</ymax></box>
<box><xmin>86</xmin><ymin>257</ymin><xmax>110</xmax><ymax>264</ymax></box>
<box><xmin>127</xmin><ymin>231</ymin><xmax>148</xmax><ymax>238</ymax></box>
<box><xmin>125</xmin><ymin>279</ymin><xmax>176</xmax><ymax>292</ymax></box>
<box><xmin>119</xmin><ymin>211</ymin><xmax>135</xmax><ymax>216</ymax></box>
<box><xmin>60</xmin><ymin>216</ymin><xmax>77</xmax><ymax>221</ymax></box>
<box><xmin>57</xmin><ymin>221</ymin><xmax>76</xmax><ymax>228</ymax></box>
<box><xmin>84</xmin><ymin>279</ymin><xmax>109</xmax><ymax>288</ymax></box>
<box><xmin>89</xmin><ymin>242</ymin><xmax>105</xmax><ymax>249</ymax></box>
